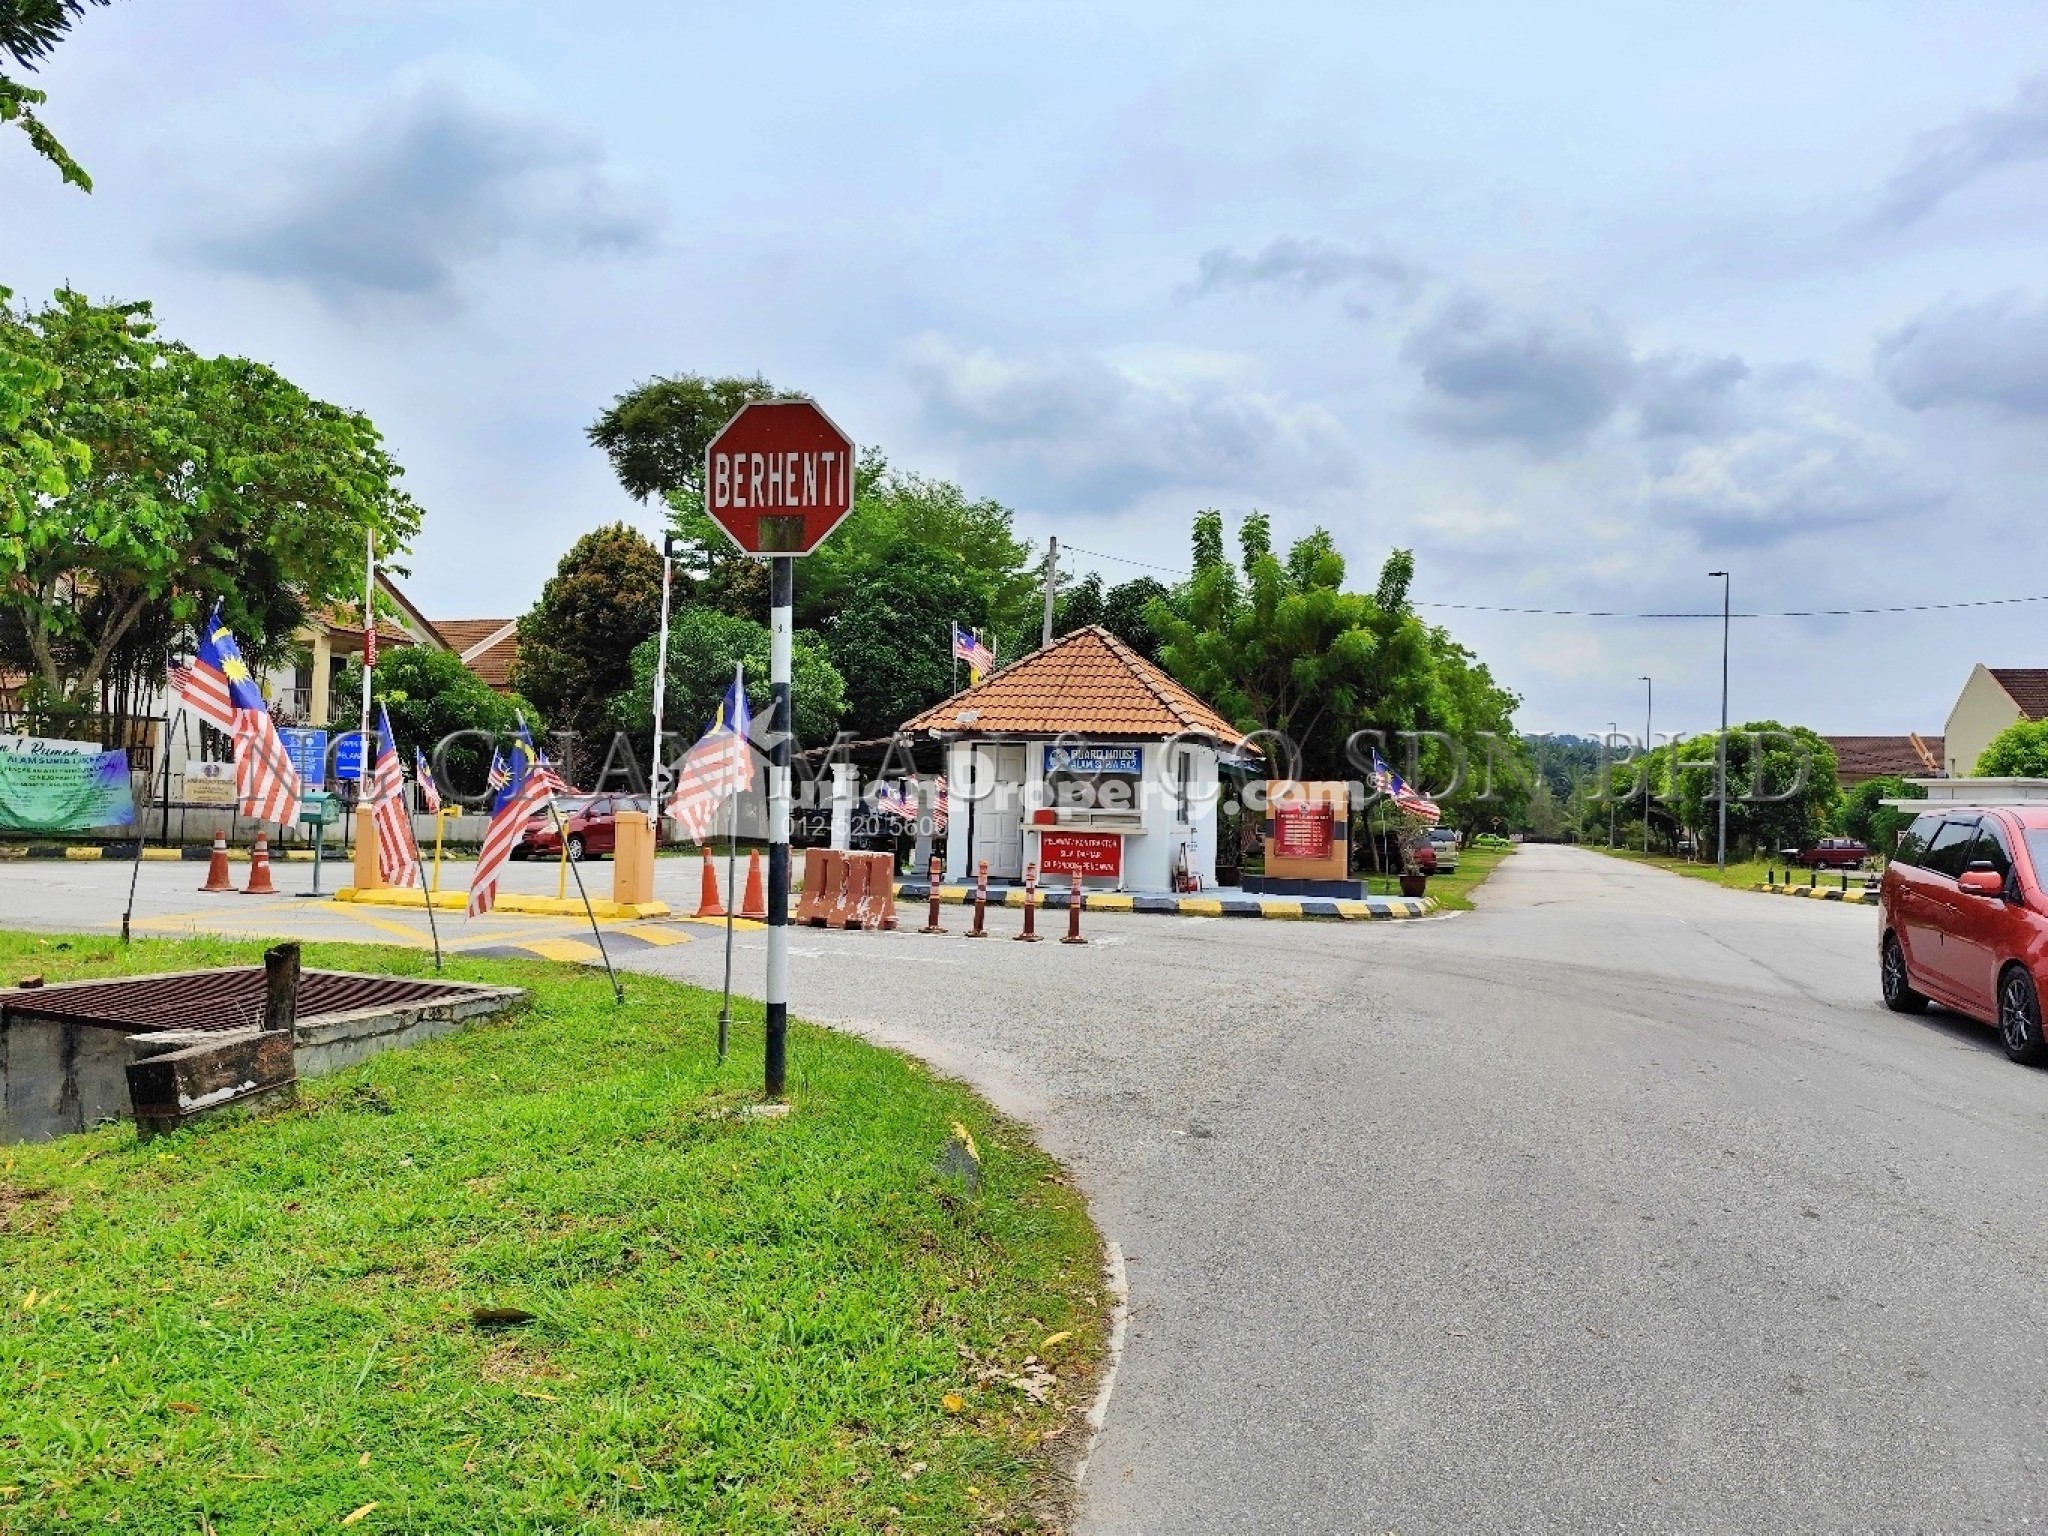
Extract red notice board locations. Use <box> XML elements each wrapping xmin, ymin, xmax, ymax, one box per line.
<box><xmin>1272</xmin><ymin>802</ymin><xmax>1333</xmax><ymax>860</ymax></box>
<box><xmin>1038</xmin><ymin>831</ymin><xmax>1123</xmax><ymax>880</ymax></box>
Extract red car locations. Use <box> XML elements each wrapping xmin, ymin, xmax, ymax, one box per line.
<box><xmin>1879</xmin><ymin>806</ymin><xmax>2048</xmax><ymax>1064</ymax></box>
<box><xmin>511</xmin><ymin>795</ymin><xmax>651</xmax><ymax>862</ymax></box>
<box><xmin>1795</xmin><ymin>837</ymin><xmax>1872</xmax><ymax>869</ymax></box>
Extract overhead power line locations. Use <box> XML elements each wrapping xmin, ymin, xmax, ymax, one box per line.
<box><xmin>1058</xmin><ymin>542</ymin><xmax>2048</xmax><ymax>620</ymax></box>
<box><xmin>1412</xmin><ymin>594</ymin><xmax>2048</xmax><ymax>619</ymax></box>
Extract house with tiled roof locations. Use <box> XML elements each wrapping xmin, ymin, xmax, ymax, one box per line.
<box><xmin>1821</xmin><ymin>734</ymin><xmax>1944</xmax><ymax>787</ymax></box>
<box><xmin>902</xmin><ymin>625</ymin><xmax>1248</xmax><ymax>891</ymax></box>
<box><xmin>1944</xmin><ymin>666</ymin><xmax>2048</xmax><ymax>778</ymax></box>
<box><xmin>432</xmin><ymin>619</ymin><xmax>521</xmax><ymax>694</ymax></box>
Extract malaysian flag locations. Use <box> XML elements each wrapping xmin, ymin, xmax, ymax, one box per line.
<box><xmin>468</xmin><ymin>726</ymin><xmax>565</xmax><ymax>917</ymax></box>
<box><xmin>486</xmin><ymin>748</ymin><xmax>511</xmax><ymax>801</ymax></box>
<box><xmin>872</xmin><ymin>780</ymin><xmax>914</xmax><ymax>819</ymax></box>
<box><xmin>1371</xmin><ymin>749</ymin><xmax>1442</xmax><ymax>827</ymax></box>
<box><xmin>952</xmin><ymin>623</ymin><xmax>994</xmax><ymax>683</ymax></box>
<box><xmin>370</xmin><ymin>705</ymin><xmax>419</xmax><ymax>888</ymax></box>
<box><xmin>190</xmin><ymin>608</ymin><xmax>302</xmax><ymax>827</ymax></box>
<box><xmin>413</xmin><ymin>747</ymin><xmax>442</xmax><ymax>814</ymax></box>
<box><xmin>168</xmin><ymin>656</ymin><xmax>234</xmax><ymax>734</ymax></box>
<box><xmin>667</xmin><ymin>667</ymin><xmax>754</xmax><ymax>844</ymax></box>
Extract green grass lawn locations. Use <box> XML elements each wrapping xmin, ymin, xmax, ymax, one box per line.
<box><xmin>0</xmin><ymin>933</ymin><xmax>1104</xmax><ymax>1534</ymax></box>
<box><xmin>1586</xmin><ymin>846</ymin><xmax>1874</xmax><ymax>895</ymax></box>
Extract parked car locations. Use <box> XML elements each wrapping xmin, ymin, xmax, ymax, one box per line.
<box><xmin>511</xmin><ymin>795</ymin><xmax>648</xmax><ymax>862</ymax></box>
<box><xmin>1794</xmin><ymin>836</ymin><xmax>1872</xmax><ymax>869</ymax></box>
<box><xmin>1428</xmin><ymin>827</ymin><xmax>1461</xmax><ymax>872</ymax></box>
<box><xmin>1879</xmin><ymin>806</ymin><xmax>2048</xmax><ymax>1064</ymax></box>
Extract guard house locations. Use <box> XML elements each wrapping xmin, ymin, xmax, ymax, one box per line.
<box><xmin>902</xmin><ymin>626</ymin><xmax>1246</xmax><ymax>892</ymax></box>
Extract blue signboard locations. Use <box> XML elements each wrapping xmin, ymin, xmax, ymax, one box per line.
<box><xmin>280</xmin><ymin>727</ymin><xmax>328</xmax><ymax>788</ymax></box>
<box><xmin>1045</xmin><ymin>744</ymin><xmax>1143</xmax><ymax>776</ymax></box>
<box><xmin>332</xmin><ymin>731</ymin><xmax>367</xmax><ymax>782</ymax></box>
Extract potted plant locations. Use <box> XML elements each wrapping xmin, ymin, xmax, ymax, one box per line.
<box><xmin>1396</xmin><ymin>816</ymin><xmax>1433</xmax><ymax>898</ymax></box>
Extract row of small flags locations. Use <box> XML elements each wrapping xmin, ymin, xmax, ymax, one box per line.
<box><xmin>167</xmin><ymin>607</ymin><xmax>766</xmax><ymax>916</ymax></box>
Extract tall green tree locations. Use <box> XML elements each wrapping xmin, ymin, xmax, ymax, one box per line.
<box><xmin>332</xmin><ymin>644</ymin><xmax>538</xmax><ymax>799</ymax></box>
<box><xmin>587</xmin><ymin>372</ymin><xmax>792</xmax><ymax>617</ymax></box>
<box><xmin>511</xmin><ymin>523</ymin><xmax>665</xmax><ymax>751</ymax></box>
<box><xmin>1975</xmin><ymin>719</ymin><xmax>2048</xmax><ymax>778</ymax></box>
<box><xmin>1668</xmin><ymin>722</ymin><xmax>1839</xmax><ymax>859</ymax></box>
<box><xmin>2</xmin><ymin>0</ymin><xmax>111</xmax><ymax>190</ymax></box>
<box><xmin>611</xmin><ymin>604</ymin><xmax>845</xmax><ymax>750</ymax></box>
<box><xmin>0</xmin><ymin>288</ymin><xmax>421</xmax><ymax>735</ymax></box>
<box><xmin>1836</xmin><ymin>774</ymin><xmax>1926</xmax><ymax>856</ymax></box>
<box><xmin>824</xmin><ymin>542</ymin><xmax>992</xmax><ymax>739</ymax></box>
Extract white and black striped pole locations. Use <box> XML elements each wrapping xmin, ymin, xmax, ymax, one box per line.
<box><xmin>765</xmin><ymin>554</ymin><xmax>794</xmax><ymax>1098</ymax></box>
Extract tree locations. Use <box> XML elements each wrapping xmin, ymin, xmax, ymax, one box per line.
<box><xmin>801</xmin><ymin>453</ymin><xmax>1036</xmax><ymax>639</ymax></box>
<box><xmin>1837</xmin><ymin>774</ymin><xmax>1926</xmax><ymax>856</ymax></box>
<box><xmin>587</xmin><ymin>372</ymin><xmax>791</xmax><ymax>618</ymax></box>
<box><xmin>1010</xmin><ymin>571</ymin><xmax>1170</xmax><ymax>662</ymax></box>
<box><xmin>611</xmin><ymin>604</ymin><xmax>846</xmax><ymax>754</ymax></box>
<box><xmin>511</xmin><ymin>523</ymin><xmax>665</xmax><ymax>759</ymax></box>
<box><xmin>1</xmin><ymin>289</ymin><xmax>422</xmax><ymax>738</ymax></box>
<box><xmin>2</xmin><ymin>0</ymin><xmax>111</xmax><ymax>190</ymax></box>
<box><xmin>1975</xmin><ymin>719</ymin><xmax>2048</xmax><ymax>778</ymax></box>
<box><xmin>332</xmin><ymin>645</ymin><xmax>536</xmax><ymax>799</ymax></box>
<box><xmin>1668</xmin><ymin>722</ymin><xmax>1838</xmax><ymax>859</ymax></box>
<box><xmin>824</xmin><ymin>542</ymin><xmax>991</xmax><ymax>740</ymax></box>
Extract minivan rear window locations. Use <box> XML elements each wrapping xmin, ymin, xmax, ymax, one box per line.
<box><xmin>1891</xmin><ymin>813</ymin><xmax>1943</xmax><ymax>867</ymax></box>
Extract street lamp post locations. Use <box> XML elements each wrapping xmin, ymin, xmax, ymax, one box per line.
<box><xmin>1607</xmin><ymin>720</ymin><xmax>1618</xmax><ymax>848</ymax></box>
<box><xmin>1639</xmin><ymin>676</ymin><xmax>1653</xmax><ymax>856</ymax></box>
<box><xmin>1708</xmin><ymin>571</ymin><xmax>1730</xmax><ymax>873</ymax></box>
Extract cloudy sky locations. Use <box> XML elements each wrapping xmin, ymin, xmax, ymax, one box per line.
<box><xmin>11</xmin><ymin>1</ymin><xmax>2048</xmax><ymax>737</ymax></box>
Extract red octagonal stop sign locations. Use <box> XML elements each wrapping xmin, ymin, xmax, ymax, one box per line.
<box><xmin>703</xmin><ymin>400</ymin><xmax>857</xmax><ymax>557</ymax></box>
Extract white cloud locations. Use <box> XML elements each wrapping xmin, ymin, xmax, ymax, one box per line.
<box><xmin>193</xmin><ymin>74</ymin><xmax>660</xmax><ymax>304</ymax></box>
<box><xmin>902</xmin><ymin>335</ymin><xmax>1357</xmax><ymax>509</ymax></box>
<box><xmin>1874</xmin><ymin>77</ymin><xmax>2048</xmax><ymax>227</ymax></box>
<box><xmin>1878</xmin><ymin>292</ymin><xmax>2048</xmax><ymax>416</ymax></box>
<box><xmin>1400</xmin><ymin>295</ymin><xmax>1637</xmax><ymax>452</ymax></box>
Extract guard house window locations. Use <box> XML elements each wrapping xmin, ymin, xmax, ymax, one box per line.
<box><xmin>1175</xmin><ymin>752</ymin><xmax>1192</xmax><ymax>824</ymax></box>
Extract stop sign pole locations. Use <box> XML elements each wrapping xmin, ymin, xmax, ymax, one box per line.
<box><xmin>703</xmin><ymin>401</ymin><xmax>858</xmax><ymax>1099</ymax></box>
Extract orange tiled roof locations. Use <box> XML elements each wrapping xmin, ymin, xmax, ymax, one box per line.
<box><xmin>1990</xmin><ymin>669</ymin><xmax>2048</xmax><ymax>721</ymax></box>
<box><xmin>434</xmin><ymin>618</ymin><xmax>520</xmax><ymax>691</ymax></box>
<box><xmin>1822</xmin><ymin>734</ymin><xmax>1944</xmax><ymax>780</ymax></box>
<box><xmin>902</xmin><ymin>626</ymin><xmax>1243</xmax><ymax>743</ymax></box>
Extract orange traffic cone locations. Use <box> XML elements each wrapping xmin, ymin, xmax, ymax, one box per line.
<box><xmin>740</xmin><ymin>850</ymin><xmax>768</xmax><ymax>920</ymax></box>
<box><xmin>242</xmin><ymin>831</ymin><xmax>277</xmax><ymax>895</ymax></box>
<box><xmin>695</xmin><ymin>854</ymin><xmax>727</xmax><ymax>918</ymax></box>
<box><xmin>198</xmin><ymin>831</ymin><xmax>233</xmax><ymax>893</ymax></box>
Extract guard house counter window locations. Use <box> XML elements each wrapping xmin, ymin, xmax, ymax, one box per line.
<box><xmin>1043</xmin><ymin>744</ymin><xmax>1145</xmax><ymax>825</ymax></box>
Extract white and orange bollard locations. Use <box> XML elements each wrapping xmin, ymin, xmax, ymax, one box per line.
<box><xmin>1060</xmin><ymin>868</ymin><xmax>1087</xmax><ymax>945</ymax></box>
<box><xmin>198</xmin><ymin>831</ymin><xmax>233</xmax><ymax>893</ymax></box>
<box><xmin>242</xmin><ymin>831</ymin><xmax>278</xmax><ymax>895</ymax></box>
<box><xmin>1014</xmin><ymin>860</ymin><xmax>1041</xmax><ymax>941</ymax></box>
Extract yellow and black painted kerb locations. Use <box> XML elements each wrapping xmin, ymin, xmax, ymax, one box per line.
<box><xmin>893</xmin><ymin>880</ymin><xmax>1432</xmax><ymax>922</ymax></box>
<box><xmin>1752</xmin><ymin>883</ymin><xmax>1881</xmax><ymax>906</ymax></box>
<box><xmin>0</xmin><ymin>843</ymin><xmax>318</xmax><ymax>863</ymax></box>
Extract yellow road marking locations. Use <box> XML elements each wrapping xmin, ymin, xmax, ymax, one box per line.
<box><xmin>680</xmin><ymin>915</ymin><xmax>766</xmax><ymax>932</ymax></box>
<box><xmin>326</xmin><ymin>904</ymin><xmax>433</xmax><ymax>948</ymax></box>
<box><xmin>523</xmin><ymin>938</ymin><xmax>603</xmax><ymax>963</ymax></box>
<box><xmin>619</xmin><ymin>923</ymin><xmax>691</xmax><ymax>946</ymax></box>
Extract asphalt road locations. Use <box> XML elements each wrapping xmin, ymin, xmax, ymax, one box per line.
<box><xmin>6</xmin><ymin>846</ymin><xmax>2047</xmax><ymax>1531</ymax></box>
<box><xmin>615</xmin><ymin>845</ymin><xmax>2048</xmax><ymax>1534</ymax></box>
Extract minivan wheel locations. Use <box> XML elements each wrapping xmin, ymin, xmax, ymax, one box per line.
<box><xmin>1882</xmin><ymin>935</ymin><xmax>1928</xmax><ymax>1014</ymax></box>
<box><xmin>1997</xmin><ymin>966</ymin><xmax>2048</xmax><ymax>1065</ymax></box>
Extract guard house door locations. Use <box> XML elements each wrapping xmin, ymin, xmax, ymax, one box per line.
<box><xmin>970</xmin><ymin>744</ymin><xmax>1027</xmax><ymax>879</ymax></box>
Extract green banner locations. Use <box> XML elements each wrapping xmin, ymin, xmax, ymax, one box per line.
<box><xmin>0</xmin><ymin>744</ymin><xmax>137</xmax><ymax>833</ymax></box>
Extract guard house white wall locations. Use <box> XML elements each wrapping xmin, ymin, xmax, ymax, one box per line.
<box><xmin>943</xmin><ymin>738</ymin><xmax>1221</xmax><ymax>891</ymax></box>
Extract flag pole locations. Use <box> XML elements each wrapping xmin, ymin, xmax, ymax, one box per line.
<box><xmin>412</xmin><ymin>811</ymin><xmax>442</xmax><ymax>972</ymax></box>
<box><xmin>548</xmin><ymin>784</ymin><xmax>622</xmax><ymax>1004</ymax></box>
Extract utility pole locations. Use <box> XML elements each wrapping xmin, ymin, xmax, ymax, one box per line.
<box><xmin>1041</xmin><ymin>535</ymin><xmax>1059</xmax><ymax>649</ymax></box>
<box><xmin>1607</xmin><ymin>721</ymin><xmax>1618</xmax><ymax>848</ymax></box>
<box><xmin>1709</xmin><ymin>571</ymin><xmax>1730</xmax><ymax>873</ymax></box>
<box><xmin>1639</xmin><ymin>675</ymin><xmax>1653</xmax><ymax>856</ymax></box>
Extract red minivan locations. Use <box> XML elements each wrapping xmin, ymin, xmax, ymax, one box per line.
<box><xmin>1879</xmin><ymin>806</ymin><xmax>2048</xmax><ymax>1064</ymax></box>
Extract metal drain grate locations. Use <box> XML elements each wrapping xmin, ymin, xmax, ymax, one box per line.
<box><xmin>0</xmin><ymin>969</ymin><xmax>489</xmax><ymax>1035</ymax></box>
